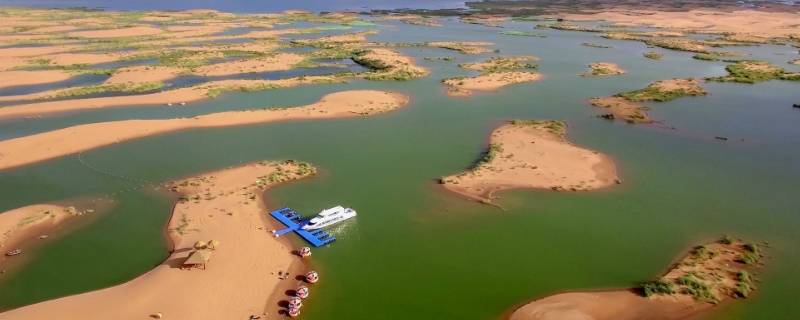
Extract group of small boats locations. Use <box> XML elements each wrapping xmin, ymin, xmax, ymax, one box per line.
<box><xmin>286</xmin><ymin>270</ymin><xmax>319</xmax><ymax>317</ymax></box>
<box><xmin>5</xmin><ymin>249</ymin><xmax>22</xmax><ymax>257</ymax></box>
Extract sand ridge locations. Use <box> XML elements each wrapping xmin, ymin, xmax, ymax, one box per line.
<box><xmin>0</xmin><ymin>161</ymin><xmax>316</xmax><ymax>320</ymax></box>
<box><xmin>0</xmin><ymin>90</ymin><xmax>410</xmax><ymax>170</ymax></box>
<box><xmin>441</xmin><ymin>120</ymin><xmax>618</xmax><ymax>203</ymax></box>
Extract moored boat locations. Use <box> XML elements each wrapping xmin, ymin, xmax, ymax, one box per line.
<box><xmin>301</xmin><ymin>206</ymin><xmax>357</xmax><ymax>230</ymax></box>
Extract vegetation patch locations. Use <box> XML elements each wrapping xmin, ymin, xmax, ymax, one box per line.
<box><xmin>581</xmin><ymin>42</ymin><xmax>611</xmax><ymax>48</ymax></box>
<box><xmin>707</xmin><ymin>60</ymin><xmax>800</xmax><ymax>83</ymax></box>
<box><xmin>616</xmin><ymin>78</ymin><xmax>706</xmax><ymax>102</ymax></box>
<box><xmin>47</xmin><ymin>81</ymin><xmax>165</xmax><ymax>99</ymax></box>
<box><xmin>500</xmin><ymin>30</ymin><xmax>546</xmax><ymax>38</ymax></box>
<box><xmin>581</xmin><ymin>62</ymin><xmax>625</xmax><ymax>76</ymax></box>
<box><xmin>643</xmin><ymin>51</ymin><xmax>663</xmax><ymax>60</ymax></box>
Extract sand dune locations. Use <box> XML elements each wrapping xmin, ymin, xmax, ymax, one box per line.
<box><xmin>0</xmin><ymin>90</ymin><xmax>409</xmax><ymax>170</ymax></box>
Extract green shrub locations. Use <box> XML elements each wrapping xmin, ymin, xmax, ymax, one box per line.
<box><xmin>678</xmin><ymin>274</ymin><xmax>717</xmax><ymax>302</ymax></box>
<box><xmin>642</xmin><ymin>279</ymin><xmax>675</xmax><ymax>297</ymax></box>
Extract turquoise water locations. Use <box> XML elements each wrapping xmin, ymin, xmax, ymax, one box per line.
<box><xmin>0</xmin><ymin>17</ymin><xmax>799</xmax><ymax>319</ymax></box>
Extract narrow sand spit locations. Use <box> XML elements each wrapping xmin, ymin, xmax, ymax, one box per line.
<box><xmin>427</xmin><ymin>41</ymin><xmax>494</xmax><ymax>54</ymax></box>
<box><xmin>0</xmin><ymin>161</ymin><xmax>315</xmax><ymax>320</ymax></box>
<box><xmin>511</xmin><ymin>239</ymin><xmax>763</xmax><ymax>320</ymax></box>
<box><xmin>104</xmin><ymin>66</ymin><xmax>184</xmax><ymax>85</ymax></box>
<box><xmin>441</xmin><ymin>120</ymin><xmax>618</xmax><ymax>203</ymax></box>
<box><xmin>0</xmin><ymin>76</ymin><xmax>340</xmax><ymax>118</ymax></box>
<box><xmin>0</xmin><ymin>70</ymin><xmax>73</xmax><ymax>89</ymax></box>
<box><xmin>0</xmin><ymin>90</ymin><xmax>409</xmax><ymax>170</ymax></box>
<box><xmin>68</xmin><ymin>26</ymin><xmax>164</xmax><ymax>38</ymax></box>
<box><xmin>562</xmin><ymin>10</ymin><xmax>800</xmax><ymax>38</ymax></box>
<box><xmin>193</xmin><ymin>53</ymin><xmax>305</xmax><ymax>76</ymax></box>
<box><xmin>443</xmin><ymin>72</ymin><xmax>542</xmax><ymax>97</ymax></box>
<box><xmin>0</xmin><ymin>204</ymin><xmax>73</xmax><ymax>249</ymax></box>
<box><xmin>0</xmin><ymin>45</ymin><xmax>78</xmax><ymax>58</ymax></box>
<box><xmin>42</xmin><ymin>52</ymin><xmax>129</xmax><ymax>65</ymax></box>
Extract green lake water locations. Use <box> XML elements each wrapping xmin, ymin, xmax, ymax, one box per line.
<box><xmin>1</xmin><ymin>17</ymin><xmax>799</xmax><ymax>319</ymax></box>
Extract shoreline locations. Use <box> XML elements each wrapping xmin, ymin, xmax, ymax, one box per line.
<box><xmin>0</xmin><ymin>90</ymin><xmax>410</xmax><ymax>171</ymax></box>
<box><xmin>0</xmin><ymin>160</ymin><xmax>318</xmax><ymax>319</ymax></box>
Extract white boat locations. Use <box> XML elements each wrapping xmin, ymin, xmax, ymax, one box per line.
<box><xmin>301</xmin><ymin>206</ymin><xmax>356</xmax><ymax>230</ymax></box>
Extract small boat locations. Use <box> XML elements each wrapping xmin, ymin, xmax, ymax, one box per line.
<box><xmin>5</xmin><ymin>249</ymin><xmax>22</xmax><ymax>257</ymax></box>
<box><xmin>305</xmin><ymin>271</ymin><xmax>319</xmax><ymax>284</ymax></box>
<box><xmin>301</xmin><ymin>206</ymin><xmax>356</xmax><ymax>230</ymax></box>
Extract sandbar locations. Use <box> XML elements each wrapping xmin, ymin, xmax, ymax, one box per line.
<box><xmin>0</xmin><ymin>90</ymin><xmax>409</xmax><ymax>170</ymax></box>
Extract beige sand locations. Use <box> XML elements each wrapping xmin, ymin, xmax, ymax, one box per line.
<box><xmin>441</xmin><ymin>120</ymin><xmax>618</xmax><ymax>203</ymax></box>
<box><xmin>0</xmin><ymin>57</ymin><xmax>26</xmax><ymax>71</ymax></box>
<box><xmin>443</xmin><ymin>72</ymin><xmax>542</xmax><ymax>97</ymax></box>
<box><xmin>0</xmin><ymin>70</ymin><xmax>73</xmax><ymax>89</ymax></box>
<box><xmin>511</xmin><ymin>291</ymin><xmax>704</xmax><ymax>320</ymax></box>
<box><xmin>42</xmin><ymin>53</ymin><xmax>127</xmax><ymax>65</ymax></box>
<box><xmin>0</xmin><ymin>161</ymin><xmax>314</xmax><ymax>320</ymax></box>
<box><xmin>105</xmin><ymin>66</ymin><xmax>184</xmax><ymax>85</ymax></box>
<box><xmin>563</xmin><ymin>10</ymin><xmax>800</xmax><ymax>38</ymax></box>
<box><xmin>511</xmin><ymin>239</ymin><xmax>761</xmax><ymax>320</ymax></box>
<box><xmin>68</xmin><ymin>26</ymin><xmax>164</xmax><ymax>38</ymax></box>
<box><xmin>0</xmin><ymin>76</ymin><xmax>339</xmax><ymax>118</ymax></box>
<box><xmin>0</xmin><ymin>45</ymin><xmax>77</xmax><ymax>58</ymax></box>
<box><xmin>193</xmin><ymin>53</ymin><xmax>304</xmax><ymax>76</ymax></box>
<box><xmin>0</xmin><ymin>204</ymin><xmax>72</xmax><ymax>249</ymax></box>
<box><xmin>581</xmin><ymin>62</ymin><xmax>626</xmax><ymax>77</ymax></box>
<box><xmin>0</xmin><ymin>90</ymin><xmax>408</xmax><ymax>170</ymax></box>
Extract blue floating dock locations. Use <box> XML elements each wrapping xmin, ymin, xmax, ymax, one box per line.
<box><xmin>270</xmin><ymin>208</ymin><xmax>336</xmax><ymax>247</ymax></box>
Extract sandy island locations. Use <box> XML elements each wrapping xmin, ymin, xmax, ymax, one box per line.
<box><xmin>440</xmin><ymin>120</ymin><xmax>618</xmax><ymax>203</ymax></box>
<box><xmin>591</xmin><ymin>78</ymin><xmax>706</xmax><ymax>123</ymax></box>
<box><xmin>511</xmin><ymin>238</ymin><xmax>764</xmax><ymax>320</ymax></box>
<box><xmin>0</xmin><ymin>90</ymin><xmax>409</xmax><ymax>171</ymax></box>
<box><xmin>581</xmin><ymin>62</ymin><xmax>626</xmax><ymax>77</ymax></box>
<box><xmin>0</xmin><ymin>75</ymin><xmax>342</xmax><ymax>118</ymax></box>
<box><xmin>0</xmin><ymin>160</ymin><xmax>316</xmax><ymax>319</ymax></box>
<box><xmin>0</xmin><ymin>204</ymin><xmax>82</xmax><ymax>250</ymax></box>
<box><xmin>443</xmin><ymin>56</ymin><xmax>541</xmax><ymax>97</ymax></box>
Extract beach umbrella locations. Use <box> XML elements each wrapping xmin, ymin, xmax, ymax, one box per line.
<box><xmin>194</xmin><ymin>241</ymin><xmax>207</xmax><ymax>249</ymax></box>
